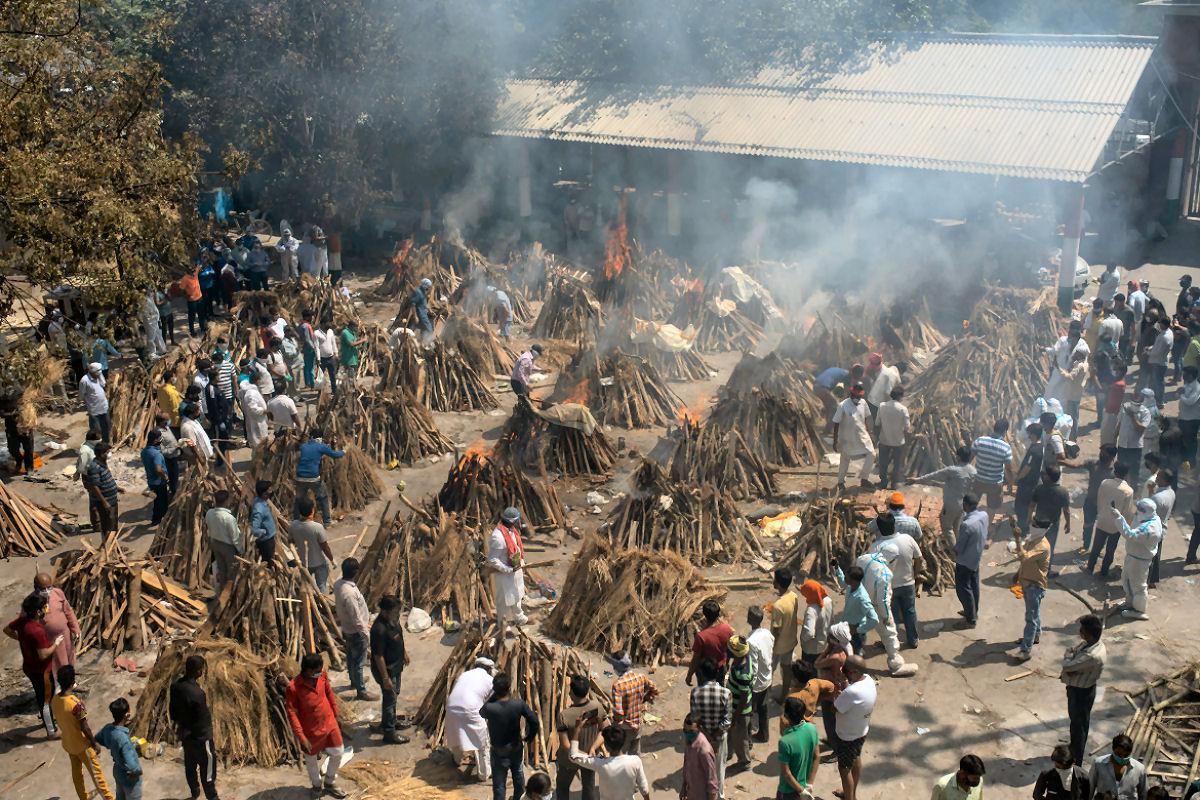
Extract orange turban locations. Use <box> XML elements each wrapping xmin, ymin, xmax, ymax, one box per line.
<box><xmin>799</xmin><ymin>579</ymin><xmax>829</xmax><ymax>609</ymax></box>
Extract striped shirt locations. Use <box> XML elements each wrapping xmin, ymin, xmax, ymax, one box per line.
<box><xmin>216</xmin><ymin>361</ymin><xmax>236</xmax><ymax>401</ymax></box>
<box><xmin>970</xmin><ymin>435</ymin><xmax>1013</xmax><ymax>484</ymax></box>
<box><xmin>867</xmin><ymin>510</ymin><xmax>923</xmax><ymax>542</ymax></box>
<box><xmin>83</xmin><ymin>460</ymin><xmax>119</xmax><ymax>505</ymax></box>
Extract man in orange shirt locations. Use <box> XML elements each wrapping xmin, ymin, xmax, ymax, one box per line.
<box><xmin>178</xmin><ymin>268</ymin><xmax>205</xmax><ymax>336</ymax></box>
<box><xmin>286</xmin><ymin>654</ymin><xmax>348</xmax><ymax>798</ymax></box>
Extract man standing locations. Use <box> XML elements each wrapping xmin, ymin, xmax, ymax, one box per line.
<box><xmin>832</xmin><ymin>382</ymin><xmax>876</xmax><ymax>491</ymax></box>
<box><xmin>291</xmin><ymin>496</ymin><xmax>334</xmax><ymax>592</ymax></box>
<box><xmin>770</xmin><ymin>568</ymin><xmax>800</xmax><ymax>702</ymax></box>
<box><xmin>1014</xmin><ymin>423</ymin><xmax>1045</xmax><ymax>529</ymax></box>
<box><xmin>267</xmin><ymin>379</ymin><xmax>299</xmax><ymax>431</ymax></box>
<box><xmin>1179</xmin><ymin>366</ymin><xmax>1200</xmax><ymax>465</ymax></box>
<box><xmin>511</xmin><ymin>343</ymin><xmax>544</xmax><ymax>398</ymax></box>
<box><xmin>299</xmin><ymin>310</ymin><xmax>318</xmax><ymax>390</ymax></box>
<box><xmin>725</xmin><ymin>634</ymin><xmax>755</xmax><ymax>773</ymax></box>
<box><xmin>865</xmin><ymin>353</ymin><xmax>901</xmax><ymax>416</ymax></box>
<box><xmin>797</xmin><ymin>580</ymin><xmax>831</xmax><ymax>681</ymax></box>
<box><xmin>833</xmin><ymin>656</ymin><xmax>876</xmax><ymax>800</ymax></box>
<box><xmin>296</xmin><ymin>428</ymin><xmax>344</xmax><ymax>526</ymax></box>
<box><xmin>1088</xmin><ymin>461</ymin><xmax>1135</xmax><ymax>577</ymax></box>
<box><xmin>914</xmin><ymin>446</ymin><xmax>977</xmax><ymax>538</ymax></box>
<box><xmin>1115</xmin><ymin>498</ymin><xmax>1163</xmax><ymax>620</ymax></box>
<box><xmin>931</xmin><ymin>754</ymin><xmax>986</xmax><ymax>800</ymax></box>
<box><xmin>338</xmin><ymin>321</ymin><xmax>365</xmax><ymax>388</ymax></box>
<box><xmin>1116</xmin><ymin>388</ymin><xmax>1154</xmax><ymax>488</ymax></box>
<box><xmin>412</xmin><ymin>277</ymin><xmax>434</xmax><ymax>340</ymax></box>
<box><xmin>143</xmin><ymin>286</ymin><xmax>167</xmax><ymax>359</ymax></box>
<box><xmin>277</xmin><ymin>227</ymin><xmax>300</xmax><ymax>281</ymax></box>
<box><xmin>169</xmin><ymin>655</ymin><xmax>219</xmax><ymax>800</ymax></box>
<box><xmin>95</xmin><ymin>698</ymin><xmax>143</xmax><ymax>800</ymax></box>
<box><xmin>141</xmin><ymin>431</ymin><xmax>170</xmax><ymax>525</ymax></box>
<box><xmin>1009</xmin><ymin>517</ymin><xmax>1052</xmax><ymax>663</ymax></box>
<box><xmin>556</xmin><ymin>674</ymin><xmax>609</xmax><ymax>799</ymax></box>
<box><xmin>1147</xmin><ymin>467</ymin><xmax>1175</xmax><ymax>588</ymax></box>
<box><xmin>180</xmin><ymin>404</ymin><xmax>212</xmax><ymax>470</ymax></box>
<box><xmin>1081</xmin><ymin>445</ymin><xmax>1117</xmax><ymax>555</ymax></box>
<box><xmin>568</xmin><ymin>721</ymin><xmax>650</xmax><ymax>800</ymax></box>
<box><xmin>51</xmin><ymin>664</ymin><xmax>114</xmax><ymax>800</ymax></box>
<box><xmin>970</xmin><ymin>420</ymin><xmax>1014</xmax><ymax>528</ymax></box>
<box><xmin>333</xmin><ymin>558</ymin><xmax>375</xmax><ymax>702</ymax></box>
<box><xmin>79</xmin><ymin>362</ymin><xmax>110</xmax><ymax>442</ymax></box>
<box><xmin>1113</xmin><ymin>293</ymin><xmax>1136</xmax><ymax>361</ymax></box>
<box><xmin>686</xmin><ymin>600</ymin><xmax>733</xmax><ymax>686</ymax></box>
<box><xmin>1030</xmin><ymin>465</ymin><xmax>1071</xmax><ymax>566</ymax></box>
<box><xmin>1089</xmin><ymin>734</ymin><xmax>1146</xmax><ymax>800</ymax></box>
<box><xmin>1044</xmin><ymin>320</ymin><xmax>1089</xmax><ymax>403</ymax></box>
<box><xmin>777</xmin><ymin>697</ymin><xmax>819</xmax><ymax>800</ymax></box>
<box><xmin>954</xmin><ymin>493</ymin><xmax>988</xmax><ymax>629</ymax></box>
<box><xmin>481</xmin><ymin>672</ymin><xmax>540</xmax><ymax>800</ymax></box>
<box><xmin>487</xmin><ymin>506</ymin><xmax>529</xmax><ymax>639</ymax></box>
<box><xmin>446</xmin><ymin>657</ymin><xmax>494</xmax><ymax>782</ymax></box>
<box><xmin>1145</xmin><ymin>315</ymin><xmax>1173</xmax><ymax>406</ymax></box>
<box><xmin>204</xmin><ymin>490</ymin><xmax>243</xmax><ymax>592</ymax></box>
<box><xmin>83</xmin><ymin>443</ymin><xmax>124</xmax><ymax>536</ymax></box>
<box><xmin>1060</xmin><ymin>614</ymin><xmax>1106</xmax><ymax>766</ymax></box>
<box><xmin>681</xmin><ymin>713</ymin><xmax>720</xmax><ymax>800</ymax></box>
<box><xmin>371</xmin><ymin>595</ymin><xmax>411</xmax><ymax>744</ymax></box>
<box><xmin>285</xmin><ymin>653</ymin><xmax>348</xmax><ymax>798</ymax></box>
<box><xmin>1096</xmin><ymin>264</ymin><xmax>1121</xmax><ymax>305</ymax></box>
<box><xmin>689</xmin><ymin>658</ymin><xmax>732</xmax><ymax>800</ymax></box>
<box><xmin>745</xmin><ymin>605</ymin><xmax>774</xmax><ymax>743</ymax></box>
<box><xmin>609</xmin><ymin>650</ymin><xmax>658</xmax><ymax>755</ymax></box>
<box><xmin>868</xmin><ymin>512</ymin><xmax>923</xmax><ymax>650</ymax></box>
<box><xmin>250</xmin><ymin>479</ymin><xmax>277</xmax><ymax>563</ymax></box>
<box><xmin>239</xmin><ymin>377</ymin><xmax>269</xmax><ymax>451</ymax></box>
<box><xmin>490</xmin><ymin>286</ymin><xmax>514</xmax><ymax>342</ymax></box>
<box><xmin>874</xmin><ymin>387</ymin><xmax>910</xmax><ymax>490</ymax></box>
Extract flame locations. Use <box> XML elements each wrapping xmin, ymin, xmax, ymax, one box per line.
<box><xmin>563</xmin><ymin>379</ymin><xmax>589</xmax><ymax>405</ymax></box>
<box><xmin>603</xmin><ymin>195</ymin><xmax>630</xmax><ymax>280</ymax></box>
<box><xmin>676</xmin><ymin>392</ymin><xmax>708</xmax><ymax>426</ymax></box>
<box><xmin>962</xmin><ymin>320</ymin><xmax>970</xmax><ymax>330</ymax></box>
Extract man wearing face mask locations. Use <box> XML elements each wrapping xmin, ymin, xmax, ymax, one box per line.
<box><xmin>246</xmin><ymin>241</ymin><xmax>271</xmax><ymax>291</ymax></box>
<box><xmin>1044</xmin><ymin>320</ymin><xmax>1089</xmax><ymax>404</ymax></box>
<box><xmin>285</xmin><ymin>653</ymin><xmax>347</xmax><ymax>798</ymax></box>
<box><xmin>1113</xmin><ymin>498</ymin><xmax>1163</xmax><ymax>620</ymax></box>
<box><xmin>930</xmin><ymin>753</ymin><xmax>986</xmax><ymax>800</ymax></box>
<box><xmin>34</xmin><ymin>572</ymin><xmax>80</xmax><ymax>674</ymax></box>
<box><xmin>1089</xmin><ymin>734</ymin><xmax>1146</xmax><ymax>800</ymax></box>
<box><xmin>1033</xmin><ymin>745</ymin><xmax>1091</xmax><ymax>800</ymax></box>
<box><xmin>832</xmin><ymin>383</ymin><xmax>876</xmax><ymax>492</ymax></box>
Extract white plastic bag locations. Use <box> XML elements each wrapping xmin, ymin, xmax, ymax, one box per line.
<box><xmin>406</xmin><ymin>607</ymin><xmax>432</xmax><ymax>632</ymax></box>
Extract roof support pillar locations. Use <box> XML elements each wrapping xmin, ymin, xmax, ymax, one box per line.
<box><xmin>1059</xmin><ymin>185</ymin><xmax>1085</xmax><ymax>315</ymax></box>
<box><xmin>518</xmin><ymin>142</ymin><xmax>532</xmax><ymax>218</ymax></box>
<box><xmin>667</xmin><ymin>153</ymin><xmax>681</xmax><ymax>237</ymax></box>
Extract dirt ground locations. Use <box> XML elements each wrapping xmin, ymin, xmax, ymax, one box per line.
<box><xmin>3</xmin><ymin>241</ymin><xmax>1200</xmax><ymax>800</ymax></box>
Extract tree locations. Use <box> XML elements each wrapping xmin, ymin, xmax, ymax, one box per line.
<box><xmin>0</xmin><ymin>0</ymin><xmax>200</xmax><ymax>319</ymax></box>
<box><xmin>161</xmin><ymin>0</ymin><xmax>503</xmax><ymax>229</ymax></box>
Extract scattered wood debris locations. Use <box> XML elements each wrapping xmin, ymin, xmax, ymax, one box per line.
<box><xmin>0</xmin><ymin>480</ymin><xmax>65</xmax><ymax>557</ymax></box>
<box><xmin>1123</xmin><ymin>661</ymin><xmax>1200</xmax><ymax>791</ymax></box>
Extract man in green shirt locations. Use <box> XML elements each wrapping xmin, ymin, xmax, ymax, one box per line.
<box><xmin>931</xmin><ymin>754</ymin><xmax>986</xmax><ymax>800</ymax></box>
<box><xmin>778</xmin><ymin>696</ymin><xmax>818</xmax><ymax>798</ymax></box>
<box><xmin>338</xmin><ymin>321</ymin><xmax>364</xmax><ymax>387</ymax></box>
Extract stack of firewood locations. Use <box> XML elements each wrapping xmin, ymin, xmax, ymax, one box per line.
<box><xmin>248</xmin><ymin>428</ymin><xmax>383</xmax><ymax>515</ymax></box>
<box><xmin>669</xmin><ymin>285</ymin><xmax>762</xmax><ymax>352</ymax></box>
<box><xmin>56</xmin><ymin>536</ymin><xmax>207</xmax><ymax>655</ymax></box>
<box><xmin>669</xmin><ymin>418</ymin><xmax>776</xmax><ymax>500</ymax></box>
<box><xmin>545</xmin><ymin>535</ymin><xmax>727</xmax><ymax>665</ymax></box>
<box><xmin>1122</xmin><ymin>662</ymin><xmax>1200</xmax><ymax>794</ymax></box>
<box><xmin>533</xmin><ymin>278</ymin><xmax>601</xmax><ymax>342</ymax></box>
<box><xmin>496</xmin><ymin>396</ymin><xmax>616</xmax><ymax>477</ymax></box>
<box><xmin>0</xmin><ymin>481</ymin><xmax>65</xmax><ymax>556</ymax></box>
<box><xmin>420</xmin><ymin>342</ymin><xmax>499</xmax><ymax>411</ymax></box>
<box><xmin>376</xmin><ymin>328</ymin><xmax>423</xmax><ymax>394</ymax></box>
<box><xmin>107</xmin><ymin>363</ymin><xmax>157</xmax><ymax>449</ymax></box>
<box><xmin>437</xmin><ymin>450</ymin><xmax>568</xmax><ymax>532</ymax></box>
<box><xmin>201</xmin><ymin>560</ymin><xmax>345</xmax><ymax>668</ymax></box>
<box><xmin>709</xmin><ymin>388</ymin><xmax>826</xmax><ymax>468</ymax></box>
<box><xmin>554</xmin><ymin>349</ymin><xmax>682</xmax><ymax>429</ymax></box>
<box><xmin>724</xmin><ymin>351</ymin><xmax>827</xmax><ymax>419</ymax></box>
<box><xmin>415</xmin><ymin>623</ymin><xmax>610</xmax><ymax>769</ymax></box>
<box><xmin>442</xmin><ymin>313</ymin><xmax>517</xmax><ymax>377</ymax></box>
<box><xmin>602</xmin><ymin>459</ymin><xmax>761</xmax><ymax>565</ymax></box>
<box><xmin>323</xmin><ymin>389</ymin><xmax>453</xmax><ymax>466</ymax></box>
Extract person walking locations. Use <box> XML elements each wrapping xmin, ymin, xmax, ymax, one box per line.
<box><xmin>931</xmin><ymin>754</ymin><xmax>986</xmax><ymax>800</ymax></box>
<box><xmin>79</xmin><ymin>362</ymin><xmax>110</xmax><ymax>442</ymax></box>
<box><xmin>868</xmin><ymin>512</ymin><xmax>923</xmax><ymax>650</ymax></box>
<box><xmin>141</xmin><ymin>431</ymin><xmax>170</xmax><ymax>525</ymax></box>
<box><xmin>770</xmin><ymin>568</ymin><xmax>800</xmax><ymax>702</ymax></box>
<box><xmin>371</xmin><ymin>595</ymin><xmax>411</xmax><ymax>744</ymax></box>
<box><xmin>481</xmin><ymin>672</ymin><xmax>540</xmax><ymax>800</ymax></box>
<box><xmin>833</xmin><ymin>656</ymin><xmax>875</xmax><ymax>800</ymax></box>
<box><xmin>83</xmin><ymin>443</ymin><xmax>124</xmax><ymax>536</ymax></box>
<box><xmin>1030</xmin><ymin>465</ymin><xmax>1071</xmax><ymax>567</ymax></box>
<box><xmin>1009</xmin><ymin>515</ymin><xmax>1052</xmax><ymax>662</ymax></box>
<box><xmin>4</xmin><ymin>593</ymin><xmax>62</xmax><ymax>737</ymax></box>
<box><xmin>1060</xmin><ymin>614</ymin><xmax>1106</xmax><ymax>767</ymax></box>
<box><xmin>1088</xmin><ymin>461</ymin><xmax>1135</xmax><ymax>577</ymax></box>
<box><xmin>296</xmin><ymin>428</ymin><xmax>345</xmax><ymax>526</ymax></box>
<box><xmin>249</xmin><ymin>479</ymin><xmax>278</xmax><ymax>563</ymax></box>
<box><xmin>1089</xmin><ymin>735</ymin><xmax>1146</xmax><ymax>800</ymax></box>
<box><xmin>687</xmin><ymin>600</ymin><xmax>733</xmax><ymax>685</ymax></box>
<box><xmin>609</xmin><ymin>650</ymin><xmax>658</xmax><ymax>755</ymax></box>
<box><xmin>487</xmin><ymin>506</ymin><xmax>529</xmax><ymax>640</ymax></box>
<box><xmin>95</xmin><ymin>698</ymin><xmax>143</xmax><ymax>800</ymax></box>
<box><xmin>446</xmin><ymin>657</ymin><xmax>495</xmax><ymax>782</ymax></box>
<box><xmin>689</xmin><ymin>658</ymin><xmax>732</xmax><ymax>800</ymax></box>
<box><xmin>777</xmin><ymin>696</ymin><xmax>819</xmax><ymax>800</ymax></box>
<box><xmin>913</xmin><ymin>446</ymin><xmax>977</xmax><ymax>537</ymax></box>
<box><xmin>568</xmin><ymin>719</ymin><xmax>650</xmax><ymax>800</ymax></box>
<box><xmin>1114</xmin><ymin>498</ymin><xmax>1163</xmax><ymax>620</ymax></box>
<box><xmin>556</xmin><ymin>674</ymin><xmax>609</xmax><ymax>799</ymax></box>
<box><xmin>725</xmin><ymin>634</ymin><xmax>755</xmax><ymax>773</ymax></box>
<box><xmin>34</xmin><ymin>572</ymin><xmax>80</xmax><ymax>674</ymax></box>
<box><xmin>971</xmin><ymin>420</ymin><xmax>1015</xmax><ymax>528</ymax></box>
<box><xmin>169</xmin><ymin>655</ymin><xmax>220</xmax><ymax>800</ymax></box>
<box><xmin>953</xmin><ymin>493</ymin><xmax>988</xmax><ymax>629</ymax></box>
<box><xmin>681</xmin><ymin>713</ymin><xmax>720</xmax><ymax>800</ymax></box>
<box><xmin>285</xmin><ymin>653</ymin><xmax>348</xmax><ymax>798</ymax></box>
<box><xmin>832</xmin><ymin>382</ymin><xmax>876</xmax><ymax>491</ymax></box>
<box><xmin>1033</xmin><ymin>745</ymin><xmax>1091</xmax><ymax>800</ymax></box>
<box><xmin>745</xmin><ymin>605</ymin><xmax>774</xmax><ymax>743</ymax></box>
<box><xmin>291</xmin><ymin>496</ymin><xmax>334</xmax><ymax>591</ymax></box>
<box><xmin>874</xmin><ymin>386</ymin><xmax>910</xmax><ymax>489</ymax></box>
<box><xmin>333</xmin><ymin>558</ymin><xmax>375</xmax><ymax>702</ymax></box>
<box><xmin>204</xmin><ymin>489</ymin><xmax>242</xmax><ymax>592</ymax></box>
<box><xmin>51</xmin><ymin>664</ymin><xmax>115</xmax><ymax>800</ymax></box>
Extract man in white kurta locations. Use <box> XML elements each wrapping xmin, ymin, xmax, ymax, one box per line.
<box><xmin>445</xmin><ymin>657</ymin><xmax>494</xmax><ymax>780</ymax></box>
<box><xmin>1044</xmin><ymin>321</ymin><xmax>1090</xmax><ymax>403</ymax></box>
<box><xmin>487</xmin><ymin>506</ymin><xmax>528</xmax><ymax>638</ymax></box>
<box><xmin>833</xmin><ymin>384</ymin><xmax>876</xmax><ymax>489</ymax></box>
<box><xmin>238</xmin><ymin>378</ymin><xmax>269</xmax><ymax>452</ymax></box>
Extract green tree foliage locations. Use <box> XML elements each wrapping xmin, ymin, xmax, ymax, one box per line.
<box><xmin>0</xmin><ymin>0</ymin><xmax>200</xmax><ymax>319</ymax></box>
<box><xmin>161</xmin><ymin>0</ymin><xmax>502</xmax><ymax>229</ymax></box>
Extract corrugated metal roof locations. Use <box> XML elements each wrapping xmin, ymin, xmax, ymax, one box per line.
<box><xmin>494</xmin><ymin>33</ymin><xmax>1158</xmax><ymax>182</ymax></box>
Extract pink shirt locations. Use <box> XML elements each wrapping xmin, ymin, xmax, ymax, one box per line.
<box><xmin>41</xmin><ymin>588</ymin><xmax>79</xmax><ymax>671</ymax></box>
<box><xmin>683</xmin><ymin>731</ymin><xmax>719</xmax><ymax>800</ymax></box>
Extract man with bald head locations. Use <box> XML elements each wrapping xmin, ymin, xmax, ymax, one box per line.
<box><xmin>34</xmin><ymin>573</ymin><xmax>80</xmax><ymax>674</ymax></box>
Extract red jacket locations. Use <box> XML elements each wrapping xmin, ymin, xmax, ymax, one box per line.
<box><xmin>285</xmin><ymin>671</ymin><xmax>338</xmax><ymax>741</ymax></box>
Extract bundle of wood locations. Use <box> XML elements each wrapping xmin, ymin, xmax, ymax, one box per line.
<box><xmin>351</xmin><ymin>323</ymin><xmax>394</xmax><ymax>379</ymax></box>
<box><xmin>442</xmin><ymin>313</ymin><xmax>516</xmax><ymax>377</ymax></box>
<box><xmin>421</xmin><ymin>342</ymin><xmax>499</xmax><ymax>412</ymax></box>
<box><xmin>545</xmin><ymin>535</ymin><xmax>727</xmax><ymax>664</ymax></box>
<box><xmin>1122</xmin><ymin>662</ymin><xmax>1200</xmax><ymax>793</ymax></box>
<box><xmin>107</xmin><ymin>362</ymin><xmax>156</xmax><ymax>449</ymax></box>
<box><xmin>56</xmin><ymin>536</ymin><xmax>207</xmax><ymax>655</ymax></box>
<box><xmin>709</xmin><ymin>388</ymin><xmax>825</xmax><ymax>468</ymax></box>
<box><xmin>201</xmin><ymin>560</ymin><xmax>345</xmax><ymax>668</ymax></box>
<box><xmin>377</xmin><ymin>328</ymin><xmax>424</xmax><ymax>393</ymax></box>
<box><xmin>603</xmin><ymin>459</ymin><xmax>761</xmax><ymax>564</ymax></box>
<box><xmin>0</xmin><ymin>481</ymin><xmax>65</xmax><ymax>557</ymax></box>
<box><xmin>723</xmin><ymin>352</ymin><xmax>827</xmax><ymax>419</ymax></box>
<box><xmin>437</xmin><ymin>450</ymin><xmax>568</xmax><ymax>531</ymax></box>
<box><xmin>966</xmin><ymin>286</ymin><xmax>1059</xmax><ymax>343</ymax></box>
<box><xmin>669</xmin><ymin>419</ymin><xmax>775</xmax><ymax>500</ymax></box>
<box><xmin>532</xmin><ymin>278</ymin><xmax>601</xmax><ymax>342</ymax></box>
<box><xmin>415</xmin><ymin>623</ymin><xmax>611</xmax><ymax>769</ymax></box>
<box><xmin>245</xmin><ymin>429</ymin><xmax>382</xmax><ymax>520</ymax></box>
<box><xmin>134</xmin><ymin>636</ymin><xmax>303</xmax><ymax>766</ymax></box>
<box><xmin>669</xmin><ymin>286</ymin><xmax>763</xmax><ymax>352</ymax></box>
<box><xmin>496</xmin><ymin>396</ymin><xmax>616</xmax><ymax>477</ymax></box>
<box><xmin>356</xmin><ymin>498</ymin><xmax>493</xmax><ymax>622</ymax></box>
<box><xmin>325</xmin><ymin>388</ymin><xmax>453</xmax><ymax>465</ymax></box>
<box><xmin>554</xmin><ymin>350</ymin><xmax>682</xmax><ymax>429</ymax></box>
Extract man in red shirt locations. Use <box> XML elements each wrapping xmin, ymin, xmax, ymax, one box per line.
<box><xmin>286</xmin><ymin>654</ymin><xmax>347</xmax><ymax>798</ymax></box>
<box><xmin>1101</xmin><ymin>362</ymin><xmax>1128</xmax><ymax>447</ymax></box>
<box><xmin>3</xmin><ymin>592</ymin><xmax>64</xmax><ymax>737</ymax></box>
<box><xmin>686</xmin><ymin>600</ymin><xmax>734</xmax><ymax>685</ymax></box>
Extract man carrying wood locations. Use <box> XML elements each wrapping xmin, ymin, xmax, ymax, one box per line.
<box><xmin>285</xmin><ymin>653</ymin><xmax>348</xmax><ymax>798</ymax></box>
<box><xmin>296</xmin><ymin>428</ymin><xmax>345</xmax><ymax>527</ymax></box>
<box><xmin>487</xmin><ymin>506</ymin><xmax>529</xmax><ymax>639</ymax></box>
<box><xmin>832</xmin><ymin>383</ymin><xmax>875</xmax><ymax>492</ymax></box>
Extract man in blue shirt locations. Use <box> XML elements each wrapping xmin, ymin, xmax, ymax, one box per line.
<box><xmin>96</xmin><ymin>697</ymin><xmax>142</xmax><ymax>800</ymax></box>
<box><xmin>954</xmin><ymin>493</ymin><xmax>989</xmax><ymax>629</ymax></box>
<box><xmin>411</xmin><ymin>278</ymin><xmax>433</xmax><ymax>338</ymax></box>
<box><xmin>250</xmin><ymin>479</ymin><xmax>277</xmax><ymax>563</ymax></box>
<box><xmin>141</xmin><ymin>430</ymin><xmax>170</xmax><ymax>525</ymax></box>
<box><xmin>296</xmin><ymin>428</ymin><xmax>345</xmax><ymax>526</ymax></box>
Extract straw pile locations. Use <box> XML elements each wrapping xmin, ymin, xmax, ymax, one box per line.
<box><xmin>341</xmin><ymin>761</ymin><xmax>468</xmax><ymax>800</ymax></box>
<box><xmin>1123</xmin><ymin>662</ymin><xmax>1200</xmax><ymax>792</ymax></box>
<box><xmin>415</xmin><ymin>623</ymin><xmax>611</xmax><ymax>769</ymax></box>
<box><xmin>669</xmin><ymin>418</ymin><xmax>776</xmax><ymax>500</ymax></box>
<box><xmin>533</xmin><ymin>278</ymin><xmax>601</xmax><ymax>342</ymax></box>
<box><xmin>602</xmin><ymin>459</ymin><xmax>761</xmax><ymax>565</ymax></box>
<box><xmin>201</xmin><ymin>560</ymin><xmax>345</xmax><ymax>668</ymax></box>
<box><xmin>134</xmin><ymin>636</ymin><xmax>302</xmax><ymax>766</ymax></box>
<box><xmin>0</xmin><ymin>481</ymin><xmax>65</xmax><ymax>557</ymax></box>
<box><xmin>545</xmin><ymin>535</ymin><xmax>727</xmax><ymax>665</ymax></box>
<box><xmin>55</xmin><ymin>536</ymin><xmax>207</xmax><ymax>655</ymax></box>
<box><xmin>437</xmin><ymin>451</ymin><xmax>568</xmax><ymax>531</ymax></box>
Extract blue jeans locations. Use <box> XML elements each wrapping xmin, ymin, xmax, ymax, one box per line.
<box><xmin>345</xmin><ymin>633</ymin><xmax>367</xmax><ymax>694</ymax></box>
<box><xmin>890</xmin><ymin>584</ymin><xmax>918</xmax><ymax>645</ymax></box>
<box><xmin>379</xmin><ymin>664</ymin><xmax>404</xmax><ymax>734</ymax></box>
<box><xmin>303</xmin><ymin>347</ymin><xmax>316</xmax><ymax>388</ymax></box>
<box><xmin>309</xmin><ymin>563</ymin><xmax>329</xmax><ymax>592</ymax></box>
<box><xmin>954</xmin><ymin>564</ymin><xmax>980</xmax><ymax>624</ymax></box>
<box><xmin>1021</xmin><ymin>583</ymin><xmax>1045</xmax><ymax>652</ymax></box>
<box><xmin>491</xmin><ymin>748</ymin><xmax>525</xmax><ymax>800</ymax></box>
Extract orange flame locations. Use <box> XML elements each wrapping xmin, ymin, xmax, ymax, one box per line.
<box><xmin>676</xmin><ymin>393</ymin><xmax>708</xmax><ymax>426</ymax></box>
<box><xmin>564</xmin><ymin>379</ymin><xmax>589</xmax><ymax>405</ymax></box>
<box><xmin>604</xmin><ymin>195</ymin><xmax>630</xmax><ymax>280</ymax></box>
